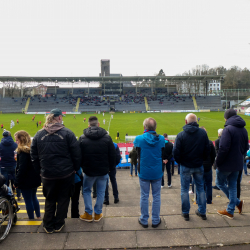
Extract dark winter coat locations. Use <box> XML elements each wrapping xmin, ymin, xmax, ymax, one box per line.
<box><xmin>15</xmin><ymin>146</ymin><xmax>41</xmax><ymax>189</ymax></box>
<box><xmin>203</xmin><ymin>140</ymin><xmax>216</xmax><ymax>172</ymax></box>
<box><xmin>129</xmin><ymin>148</ymin><xmax>138</xmax><ymax>165</ymax></box>
<box><xmin>30</xmin><ymin>123</ymin><xmax>81</xmax><ymax>179</ymax></box>
<box><xmin>173</xmin><ymin>122</ymin><xmax>210</xmax><ymax>168</ymax></box>
<box><xmin>163</xmin><ymin>140</ymin><xmax>173</xmax><ymax>161</ymax></box>
<box><xmin>216</xmin><ymin>115</ymin><xmax>249</xmax><ymax>172</ymax></box>
<box><xmin>79</xmin><ymin>126</ymin><xmax>116</xmax><ymax>176</ymax></box>
<box><xmin>0</xmin><ymin>136</ymin><xmax>17</xmax><ymax>168</ymax></box>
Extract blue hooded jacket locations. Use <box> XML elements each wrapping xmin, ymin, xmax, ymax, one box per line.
<box><xmin>0</xmin><ymin>136</ymin><xmax>17</xmax><ymax>168</ymax></box>
<box><xmin>173</xmin><ymin>122</ymin><xmax>210</xmax><ymax>168</ymax></box>
<box><xmin>216</xmin><ymin>115</ymin><xmax>249</xmax><ymax>172</ymax></box>
<box><xmin>134</xmin><ymin>132</ymin><xmax>165</xmax><ymax>180</ymax></box>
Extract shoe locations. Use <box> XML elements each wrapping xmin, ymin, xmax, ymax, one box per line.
<box><xmin>138</xmin><ymin>218</ymin><xmax>148</xmax><ymax>228</ymax></box>
<box><xmin>135</xmin><ymin>174</ymin><xmax>138</xmax><ymax>177</ymax></box>
<box><xmin>182</xmin><ymin>213</ymin><xmax>189</xmax><ymax>221</ymax></box>
<box><xmin>54</xmin><ymin>223</ymin><xmax>65</xmax><ymax>232</ymax></box>
<box><xmin>94</xmin><ymin>213</ymin><xmax>103</xmax><ymax>222</ymax></box>
<box><xmin>237</xmin><ymin>200</ymin><xmax>244</xmax><ymax>214</ymax></box>
<box><xmin>152</xmin><ymin>218</ymin><xmax>161</xmax><ymax>228</ymax></box>
<box><xmin>195</xmin><ymin>209</ymin><xmax>207</xmax><ymax>220</ymax></box>
<box><xmin>93</xmin><ymin>194</ymin><xmax>97</xmax><ymax>198</ymax></box>
<box><xmin>114</xmin><ymin>198</ymin><xmax>119</xmax><ymax>204</ymax></box>
<box><xmin>17</xmin><ymin>197</ymin><xmax>22</xmax><ymax>201</ymax></box>
<box><xmin>79</xmin><ymin>212</ymin><xmax>93</xmax><ymax>222</ymax></box>
<box><xmin>212</xmin><ymin>186</ymin><xmax>220</xmax><ymax>190</ymax></box>
<box><xmin>103</xmin><ymin>200</ymin><xmax>109</xmax><ymax>205</ymax></box>
<box><xmin>43</xmin><ymin>227</ymin><xmax>54</xmax><ymax>234</ymax></box>
<box><xmin>217</xmin><ymin>209</ymin><xmax>234</xmax><ymax>219</ymax></box>
<box><xmin>130</xmin><ymin>175</ymin><xmax>133</xmax><ymax>177</ymax></box>
<box><xmin>168</xmin><ymin>185</ymin><xmax>172</xmax><ymax>188</ymax></box>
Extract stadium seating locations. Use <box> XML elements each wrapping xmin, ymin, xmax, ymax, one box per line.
<box><xmin>196</xmin><ymin>96</ymin><xmax>222</xmax><ymax>111</ymax></box>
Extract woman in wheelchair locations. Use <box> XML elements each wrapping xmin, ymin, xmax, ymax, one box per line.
<box><xmin>0</xmin><ymin>174</ymin><xmax>19</xmax><ymax>241</ymax></box>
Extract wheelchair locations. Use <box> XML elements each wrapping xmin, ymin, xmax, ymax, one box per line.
<box><xmin>0</xmin><ymin>196</ymin><xmax>19</xmax><ymax>242</ymax></box>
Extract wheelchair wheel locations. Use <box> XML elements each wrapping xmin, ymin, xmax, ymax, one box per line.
<box><xmin>0</xmin><ymin>198</ymin><xmax>13</xmax><ymax>242</ymax></box>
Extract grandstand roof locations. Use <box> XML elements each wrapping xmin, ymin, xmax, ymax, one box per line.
<box><xmin>0</xmin><ymin>75</ymin><xmax>224</xmax><ymax>83</ymax></box>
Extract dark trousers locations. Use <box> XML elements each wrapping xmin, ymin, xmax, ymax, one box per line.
<box><xmin>237</xmin><ymin>170</ymin><xmax>243</xmax><ymax>199</ymax></box>
<box><xmin>203</xmin><ymin>170</ymin><xmax>213</xmax><ymax>204</ymax></box>
<box><xmin>21</xmin><ymin>188</ymin><xmax>40</xmax><ymax>219</ymax></box>
<box><xmin>42</xmin><ymin>174</ymin><xmax>75</xmax><ymax>230</ymax></box>
<box><xmin>161</xmin><ymin>161</ymin><xmax>171</xmax><ymax>186</ymax></box>
<box><xmin>105</xmin><ymin>168</ymin><xmax>119</xmax><ymax>201</ymax></box>
<box><xmin>70</xmin><ymin>181</ymin><xmax>82</xmax><ymax>218</ymax></box>
<box><xmin>171</xmin><ymin>160</ymin><xmax>175</xmax><ymax>175</ymax></box>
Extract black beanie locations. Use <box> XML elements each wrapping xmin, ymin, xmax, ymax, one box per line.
<box><xmin>224</xmin><ymin>109</ymin><xmax>237</xmax><ymax>119</ymax></box>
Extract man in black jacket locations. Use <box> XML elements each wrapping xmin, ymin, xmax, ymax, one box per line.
<box><xmin>173</xmin><ymin>113</ymin><xmax>210</xmax><ymax>221</ymax></box>
<box><xmin>161</xmin><ymin>133</ymin><xmax>173</xmax><ymax>188</ymax></box>
<box><xmin>79</xmin><ymin>116</ymin><xmax>116</xmax><ymax>222</ymax></box>
<box><xmin>216</xmin><ymin>109</ymin><xmax>249</xmax><ymax>219</ymax></box>
<box><xmin>31</xmin><ymin>108</ymin><xmax>81</xmax><ymax>234</ymax></box>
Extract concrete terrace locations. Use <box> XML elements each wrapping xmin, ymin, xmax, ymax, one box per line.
<box><xmin>1</xmin><ymin>169</ymin><xmax>250</xmax><ymax>249</ymax></box>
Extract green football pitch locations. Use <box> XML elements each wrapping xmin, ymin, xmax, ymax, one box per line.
<box><xmin>1</xmin><ymin>112</ymin><xmax>250</xmax><ymax>141</ymax></box>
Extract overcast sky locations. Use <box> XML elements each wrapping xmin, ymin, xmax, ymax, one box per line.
<box><xmin>0</xmin><ymin>0</ymin><xmax>249</xmax><ymax>77</ymax></box>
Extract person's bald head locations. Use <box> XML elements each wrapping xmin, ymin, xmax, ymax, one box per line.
<box><xmin>185</xmin><ymin>113</ymin><xmax>197</xmax><ymax>124</ymax></box>
<box><xmin>143</xmin><ymin>117</ymin><xmax>157</xmax><ymax>131</ymax></box>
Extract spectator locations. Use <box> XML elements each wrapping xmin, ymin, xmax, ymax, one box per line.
<box><xmin>173</xmin><ymin>113</ymin><xmax>210</xmax><ymax>221</ymax></box>
<box><xmin>104</xmin><ymin>141</ymin><xmax>121</xmax><ymax>205</ymax></box>
<box><xmin>134</xmin><ymin>117</ymin><xmax>165</xmax><ymax>228</ymax></box>
<box><xmin>14</xmin><ymin>130</ymin><xmax>41</xmax><ymax>219</ymax></box>
<box><xmin>79</xmin><ymin>116</ymin><xmax>116</xmax><ymax>222</ymax></box>
<box><xmin>31</xmin><ymin>108</ymin><xmax>81</xmax><ymax>233</ymax></box>
<box><xmin>200</xmin><ymin>127</ymin><xmax>216</xmax><ymax>204</ymax></box>
<box><xmin>161</xmin><ymin>133</ymin><xmax>173</xmax><ymax>188</ymax></box>
<box><xmin>129</xmin><ymin>146</ymin><xmax>138</xmax><ymax>176</ymax></box>
<box><xmin>213</xmin><ymin>128</ymin><xmax>223</xmax><ymax>190</ymax></box>
<box><xmin>215</xmin><ymin>109</ymin><xmax>249</xmax><ymax>219</ymax></box>
<box><xmin>0</xmin><ymin>131</ymin><xmax>17</xmax><ymax>188</ymax></box>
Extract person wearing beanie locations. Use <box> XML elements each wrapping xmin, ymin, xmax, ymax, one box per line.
<box><xmin>215</xmin><ymin>109</ymin><xmax>249</xmax><ymax>219</ymax></box>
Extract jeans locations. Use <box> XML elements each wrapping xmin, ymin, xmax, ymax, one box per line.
<box><xmin>161</xmin><ymin>161</ymin><xmax>171</xmax><ymax>186</ymax></box>
<box><xmin>21</xmin><ymin>188</ymin><xmax>40</xmax><ymax>219</ymax></box>
<box><xmin>243</xmin><ymin>163</ymin><xmax>248</xmax><ymax>175</ymax></box>
<box><xmin>180</xmin><ymin>165</ymin><xmax>206</xmax><ymax>215</ymax></box>
<box><xmin>215</xmin><ymin>169</ymin><xmax>241</xmax><ymax>215</ymax></box>
<box><xmin>42</xmin><ymin>174</ymin><xmax>75</xmax><ymax>230</ymax></box>
<box><xmin>105</xmin><ymin>168</ymin><xmax>119</xmax><ymax>201</ymax></box>
<box><xmin>130</xmin><ymin>164</ymin><xmax>137</xmax><ymax>175</ymax></box>
<box><xmin>139</xmin><ymin>177</ymin><xmax>161</xmax><ymax>225</ymax></box>
<box><xmin>83</xmin><ymin>174</ymin><xmax>109</xmax><ymax>215</ymax></box>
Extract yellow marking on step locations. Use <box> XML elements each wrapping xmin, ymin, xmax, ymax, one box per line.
<box><xmin>18</xmin><ymin>202</ymin><xmax>45</xmax><ymax>205</ymax></box>
<box><xmin>18</xmin><ymin>210</ymin><xmax>44</xmax><ymax>213</ymax></box>
<box><xmin>37</xmin><ymin>197</ymin><xmax>45</xmax><ymax>200</ymax></box>
<box><xmin>15</xmin><ymin>221</ymin><xmax>42</xmax><ymax>226</ymax></box>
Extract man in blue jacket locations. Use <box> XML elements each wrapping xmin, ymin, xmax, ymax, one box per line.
<box><xmin>134</xmin><ymin>117</ymin><xmax>165</xmax><ymax>228</ymax></box>
<box><xmin>216</xmin><ymin>109</ymin><xmax>249</xmax><ymax>219</ymax></box>
<box><xmin>0</xmin><ymin>131</ymin><xmax>17</xmax><ymax>185</ymax></box>
<box><xmin>173</xmin><ymin>113</ymin><xmax>210</xmax><ymax>221</ymax></box>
